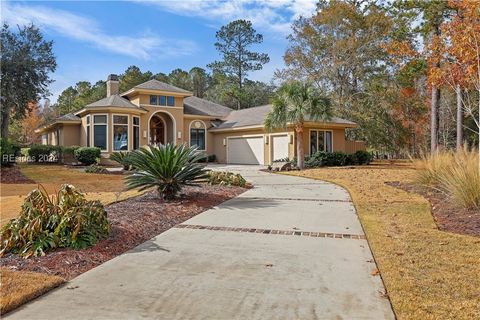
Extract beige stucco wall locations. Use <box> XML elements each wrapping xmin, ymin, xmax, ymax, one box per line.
<box><xmin>60</xmin><ymin>124</ymin><xmax>81</xmax><ymax>146</ymax></box>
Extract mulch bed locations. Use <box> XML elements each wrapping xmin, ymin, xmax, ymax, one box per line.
<box><xmin>0</xmin><ymin>166</ymin><xmax>35</xmax><ymax>184</ymax></box>
<box><xmin>387</xmin><ymin>181</ymin><xmax>480</xmax><ymax>237</ymax></box>
<box><xmin>0</xmin><ymin>184</ymin><xmax>246</xmax><ymax>280</ymax></box>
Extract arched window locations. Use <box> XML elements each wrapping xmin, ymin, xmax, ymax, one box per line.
<box><xmin>190</xmin><ymin>120</ymin><xmax>206</xmax><ymax>151</ymax></box>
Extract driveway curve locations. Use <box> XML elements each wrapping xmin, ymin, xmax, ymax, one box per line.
<box><xmin>7</xmin><ymin>165</ymin><xmax>394</xmax><ymax>320</ymax></box>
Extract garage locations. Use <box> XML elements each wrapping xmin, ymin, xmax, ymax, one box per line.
<box><xmin>227</xmin><ymin>136</ymin><xmax>264</xmax><ymax>164</ymax></box>
<box><xmin>271</xmin><ymin>134</ymin><xmax>289</xmax><ymax>162</ymax></box>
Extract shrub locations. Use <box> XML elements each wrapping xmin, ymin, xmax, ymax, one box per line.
<box><xmin>110</xmin><ymin>151</ymin><xmax>132</xmax><ymax>170</ymax></box>
<box><xmin>0</xmin><ymin>138</ymin><xmax>20</xmax><ymax>167</ymax></box>
<box><xmin>208</xmin><ymin>171</ymin><xmax>246</xmax><ymax>187</ymax></box>
<box><xmin>355</xmin><ymin>150</ymin><xmax>373</xmax><ymax>165</ymax></box>
<box><xmin>198</xmin><ymin>154</ymin><xmax>217</xmax><ymax>163</ymax></box>
<box><xmin>345</xmin><ymin>153</ymin><xmax>358</xmax><ymax>165</ymax></box>
<box><xmin>85</xmin><ymin>164</ymin><xmax>109</xmax><ymax>174</ymax></box>
<box><xmin>74</xmin><ymin>147</ymin><xmax>101</xmax><ymax>165</ymax></box>
<box><xmin>416</xmin><ymin>149</ymin><xmax>479</xmax><ymax>209</ymax></box>
<box><xmin>28</xmin><ymin>145</ymin><xmax>61</xmax><ymax>163</ymax></box>
<box><xmin>0</xmin><ymin>184</ymin><xmax>109</xmax><ymax>258</ymax></box>
<box><xmin>60</xmin><ymin>146</ymin><xmax>80</xmax><ymax>164</ymax></box>
<box><xmin>125</xmin><ymin>144</ymin><xmax>208</xmax><ymax>200</ymax></box>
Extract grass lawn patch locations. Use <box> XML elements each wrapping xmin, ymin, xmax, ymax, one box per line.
<box><xmin>283</xmin><ymin>161</ymin><xmax>480</xmax><ymax>320</ymax></box>
<box><xmin>0</xmin><ymin>268</ymin><xmax>64</xmax><ymax>315</ymax></box>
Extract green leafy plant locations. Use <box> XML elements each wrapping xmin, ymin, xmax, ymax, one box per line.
<box><xmin>354</xmin><ymin>150</ymin><xmax>373</xmax><ymax>165</ymax></box>
<box><xmin>0</xmin><ymin>138</ymin><xmax>20</xmax><ymax>167</ymax></box>
<box><xmin>207</xmin><ymin>171</ymin><xmax>247</xmax><ymax>187</ymax></box>
<box><xmin>74</xmin><ymin>147</ymin><xmax>101</xmax><ymax>165</ymax></box>
<box><xmin>0</xmin><ymin>184</ymin><xmax>109</xmax><ymax>258</ymax></box>
<box><xmin>60</xmin><ymin>146</ymin><xmax>80</xmax><ymax>163</ymax></box>
<box><xmin>85</xmin><ymin>164</ymin><xmax>109</xmax><ymax>174</ymax></box>
<box><xmin>198</xmin><ymin>154</ymin><xmax>217</xmax><ymax>163</ymax></box>
<box><xmin>28</xmin><ymin>145</ymin><xmax>61</xmax><ymax>163</ymax></box>
<box><xmin>109</xmin><ymin>151</ymin><xmax>132</xmax><ymax>170</ymax></box>
<box><xmin>125</xmin><ymin>144</ymin><xmax>208</xmax><ymax>200</ymax></box>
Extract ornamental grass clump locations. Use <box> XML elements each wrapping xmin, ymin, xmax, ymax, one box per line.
<box><xmin>125</xmin><ymin>144</ymin><xmax>208</xmax><ymax>200</ymax></box>
<box><xmin>416</xmin><ymin>149</ymin><xmax>480</xmax><ymax>209</ymax></box>
<box><xmin>0</xmin><ymin>184</ymin><xmax>109</xmax><ymax>258</ymax></box>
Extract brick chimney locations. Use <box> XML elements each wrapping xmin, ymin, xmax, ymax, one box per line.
<box><xmin>106</xmin><ymin>74</ymin><xmax>119</xmax><ymax>97</ymax></box>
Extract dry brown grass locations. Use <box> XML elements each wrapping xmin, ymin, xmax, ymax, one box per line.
<box><xmin>0</xmin><ymin>268</ymin><xmax>64</xmax><ymax>315</ymax></box>
<box><xmin>0</xmin><ymin>164</ymin><xmax>143</xmax><ymax>225</ymax></box>
<box><xmin>284</xmin><ymin>161</ymin><xmax>480</xmax><ymax>320</ymax></box>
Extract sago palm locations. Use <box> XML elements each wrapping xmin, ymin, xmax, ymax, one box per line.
<box><xmin>125</xmin><ymin>144</ymin><xmax>208</xmax><ymax>200</ymax></box>
<box><xmin>265</xmin><ymin>81</ymin><xmax>332</xmax><ymax>169</ymax></box>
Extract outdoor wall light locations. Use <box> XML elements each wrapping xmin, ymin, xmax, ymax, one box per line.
<box><xmin>177</xmin><ymin>131</ymin><xmax>182</xmax><ymax>139</ymax></box>
<box><xmin>143</xmin><ymin>130</ymin><xmax>147</xmax><ymax>138</ymax></box>
<box><xmin>223</xmin><ymin>138</ymin><xmax>226</xmax><ymax>146</ymax></box>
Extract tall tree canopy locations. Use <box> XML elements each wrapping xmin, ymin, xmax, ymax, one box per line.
<box><xmin>1</xmin><ymin>24</ymin><xmax>56</xmax><ymax>138</ymax></box>
<box><xmin>208</xmin><ymin>20</ymin><xmax>270</xmax><ymax>109</ymax></box>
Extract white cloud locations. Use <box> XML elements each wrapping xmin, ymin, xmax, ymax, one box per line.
<box><xmin>134</xmin><ymin>0</ymin><xmax>318</xmax><ymax>36</ymax></box>
<box><xmin>1</xmin><ymin>2</ymin><xmax>198</xmax><ymax>59</ymax></box>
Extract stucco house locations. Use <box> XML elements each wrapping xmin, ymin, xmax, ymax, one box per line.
<box><xmin>36</xmin><ymin>74</ymin><xmax>365</xmax><ymax>165</ymax></box>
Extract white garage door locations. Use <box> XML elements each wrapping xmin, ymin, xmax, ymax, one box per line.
<box><xmin>272</xmin><ymin>134</ymin><xmax>289</xmax><ymax>161</ymax></box>
<box><xmin>227</xmin><ymin>136</ymin><xmax>264</xmax><ymax>164</ymax></box>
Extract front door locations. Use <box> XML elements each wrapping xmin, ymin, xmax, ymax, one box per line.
<box><xmin>150</xmin><ymin>116</ymin><xmax>165</xmax><ymax>145</ymax></box>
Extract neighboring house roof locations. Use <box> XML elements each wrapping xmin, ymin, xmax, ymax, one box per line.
<box><xmin>131</xmin><ymin>79</ymin><xmax>192</xmax><ymax>94</ymax></box>
<box><xmin>35</xmin><ymin>113</ymin><xmax>81</xmax><ymax>133</ymax></box>
<box><xmin>183</xmin><ymin>96</ymin><xmax>233</xmax><ymax>117</ymax></box>
<box><xmin>209</xmin><ymin>104</ymin><xmax>357</xmax><ymax>131</ymax></box>
<box><xmin>86</xmin><ymin>94</ymin><xmax>141</xmax><ymax>109</ymax></box>
<box><xmin>56</xmin><ymin>113</ymin><xmax>81</xmax><ymax>121</ymax></box>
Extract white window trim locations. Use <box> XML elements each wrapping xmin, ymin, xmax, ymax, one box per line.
<box><xmin>188</xmin><ymin>120</ymin><xmax>207</xmax><ymax>151</ymax></box>
<box><xmin>86</xmin><ymin>115</ymin><xmax>91</xmax><ymax>147</ymax></box>
<box><xmin>133</xmin><ymin>116</ymin><xmax>140</xmax><ymax>150</ymax></box>
<box><xmin>93</xmin><ymin>114</ymin><xmax>109</xmax><ymax>152</ymax></box>
<box><xmin>112</xmin><ymin>114</ymin><xmax>130</xmax><ymax>151</ymax></box>
<box><xmin>309</xmin><ymin>129</ymin><xmax>333</xmax><ymax>155</ymax></box>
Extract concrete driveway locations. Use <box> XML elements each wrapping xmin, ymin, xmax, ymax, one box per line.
<box><xmin>7</xmin><ymin>165</ymin><xmax>394</xmax><ymax>320</ymax></box>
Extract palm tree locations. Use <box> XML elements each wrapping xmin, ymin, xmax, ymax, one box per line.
<box><xmin>265</xmin><ymin>81</ymin><xmax>332</xmax><ymax>169</ymax></box>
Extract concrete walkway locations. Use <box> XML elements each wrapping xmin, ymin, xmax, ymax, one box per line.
<box><xmin>7</xmin><ymin>166</ymin><xmax>394</xmax><ymax>320</ymax></box>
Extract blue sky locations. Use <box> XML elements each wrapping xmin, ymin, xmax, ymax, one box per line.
<box><xmin>2</xmin><ymin>0</ymin><xmax>318</xmax><ymax>103</ymax></box>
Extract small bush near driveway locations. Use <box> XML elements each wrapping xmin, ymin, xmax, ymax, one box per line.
<box><xmin>208</xmin><ymin>171</ymin><xmax>247</xmax><ymax>187</ymax></box>
<box><xmin>74</xmin><ymin>147</ymin><xmax>101</xmax><ymax>165</ymax></box>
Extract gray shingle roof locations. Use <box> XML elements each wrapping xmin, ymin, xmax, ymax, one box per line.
<box><xmin>86</xmin><ymin>95</ymin><xmax>141</xmax><ymax>109</ymax></box>
<box><xmin>57</xmin><ymin>113</ymin><xmax>81</xmax><ymax>121</ymax></box>
<box><xmin>133</xmin><ymin>79</ymin><xmax>192</xmax><ymax>94</ymax></box>
<box><xmin>209</xmin><ymin>104</ymin><xmax>357</xmax><ymax>130</ymax></box>
<box><xmin>183</xmin><ymin>96</ymin><xmax>233</xmax><ymax>117</ymax></box>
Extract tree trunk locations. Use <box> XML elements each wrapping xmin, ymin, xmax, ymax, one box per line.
<box><xmin>1</xmin><ymin>112</ymin><xmax>10</xmax><ymax>139</ymax></box>
<box><xmin>296</xmin><ymin>125</ymin><xmax>304</xmax><ymax>170</ymax></box>
<box><xmin>430</xmin><ymin>86</ymin><xmax>440</xmax><ymax>153</ymax></box>
<box><xmin>456</xmin><ymin>84</ymin><xmax>463</xmax><ymax>151</ymax></box>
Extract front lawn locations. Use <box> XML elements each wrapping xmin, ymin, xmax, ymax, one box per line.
<box><xmin>0</xmin><ymin>164</ymin><xmax>140</xmax><ymax>225</ymax></box>
<box><xmin>284</xmin><ymin>161</ymin><xmax>480</xmax><ymax>320</ymax></box>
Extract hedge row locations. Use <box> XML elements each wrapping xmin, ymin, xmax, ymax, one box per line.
<box><xmin>304</xmin><ymin>150</ymin><xmax>373</xmax><ymax>168</ymax></box>
<box><xmin>23</xmin><ymin>145</ymin><xmax>101</xmax><ymax>165</ymax></box>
